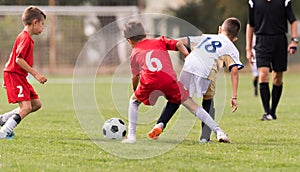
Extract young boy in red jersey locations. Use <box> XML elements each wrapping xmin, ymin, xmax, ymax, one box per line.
<box><xmin>0</xmin><ymin>6</ymin><xmax>47</xmax><ymax>139</ymax></box>
<box><xmin>121</xmin><ymin>19</ymin><xmax>230</xmax><ymax>143</ymax></box>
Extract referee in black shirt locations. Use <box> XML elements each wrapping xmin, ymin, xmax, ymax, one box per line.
<box><xmin>246</xmin><ymin>0</ymin><xmax>298</xmax><ymax>120</ymax></box>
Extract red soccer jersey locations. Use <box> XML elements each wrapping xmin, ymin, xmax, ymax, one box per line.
<box><xmin>4</xmin><ymin>30</ymin><xmax>34</xmax><ymax>76</ymax></box>
<box><xmin>130</xmin><ymin>36</ymin><xmax>189</xmax><ymax>105</ymax></box>
<box><xmin>130</xmin><ymin>36</ymin><xmax>178</xmax><ymax>82</ymax></box>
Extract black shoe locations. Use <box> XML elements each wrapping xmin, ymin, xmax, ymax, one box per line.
<box><xmin>270</xmin><ymin>114</ymin><xmax>277</xmax><ymax>120</ymax></box>
<box><xmin>260</xmin><ymin>113</ymin><xmax>273</xmax><ymax>121</ymax></box>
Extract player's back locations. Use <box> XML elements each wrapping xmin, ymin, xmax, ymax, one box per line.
<box><xmin>183</xmin><ymin>34</ymin><xmax>241</xmax><ymax>79</ymax></box>
<box><xmin>130</xmin><ymin>36</ymin><xmax>179</xmax><ymax>84</ymax></box>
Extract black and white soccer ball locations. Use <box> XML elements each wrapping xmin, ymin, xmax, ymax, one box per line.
<box><xmin>102</xmin><ymin>118</ymin><xmax>127</xmax><ymax>139</ymax></box>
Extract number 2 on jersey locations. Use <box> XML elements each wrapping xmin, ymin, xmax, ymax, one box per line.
<box><xmin>196</xmin><ymin>37</ymin><xmax>222</xmax><ymax>53</ymax></box>
<box><xmin>17</xmin><ymin>85</ymin><xmax>24</xmax><ymax>98</ymax></box>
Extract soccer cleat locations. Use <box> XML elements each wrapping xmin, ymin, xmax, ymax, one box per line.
<box><xmin>0</xmin><ymin>115</ymin><xmax>5</xmax><ymax>127</ymax></box>
<box><xmin>148</xmin><ymin>127</ymin><xmax>163</xmax><ymax>140</ymax></box>
<box><xmin>216</xmin><ymin>131</ymin><xmax>230</xmax><ymax>143</ymax></box>
<box><xmin>271</xmin><ymin>114</ymin><xmax>277</xmax><ymax>120</ymax></box>
<box><xmin>260</xmin><ymin>113</ymin><xmax>273</xmax><ymax>121</ymax></box>
<box><xmin>6</xmin><ymin>131</ymin><xmax>15</xmax><ymax>139</ymax></box>
<box><xmin>121</xmin><ymin>137</ymin><xmax>136</xmax><ymax>144</ymax></box>
<box><xmin>0</xmin><ymin>131</ymin><xmax>14</xmax><ymax>139</ymax></box>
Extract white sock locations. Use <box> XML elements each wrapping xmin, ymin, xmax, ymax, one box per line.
<box><xmin>127</xmin><ymin>99</ymin><xmax>139</xmax><ymax>139</ymax></box>
<box><xmin>155</xmin><ymin>122</ymin><xmax>164</xmax><ymax>129</ymax></box>
<box><xmin>0</xmin><ymin>117</ymin><xmax>18</xmax><ymax>134</ymax></box>
<box><xmin>194</xmin><ymin>107</ymin><xmax>222</xmax><ymax>133</ymax></box>
<box><xmin>1</xmin><ymin>107</ymin><xmax>20</xmax><ymax>122</ymax></box>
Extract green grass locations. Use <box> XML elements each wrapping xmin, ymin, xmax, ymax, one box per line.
<box><xmin>1</xmin><ymin>73</ymin><xmax>300</xmax><ymax>171</ymax></box>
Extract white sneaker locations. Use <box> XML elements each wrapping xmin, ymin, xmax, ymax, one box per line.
<box><xmin>121</xmin><ymin>137</ymin><xmax>136</xmax><ymax>144</ymax></box>
<box><xmin>216</xmin><ymin>131</ymin><xmax>230</xmax><ymax>143</ymax></box>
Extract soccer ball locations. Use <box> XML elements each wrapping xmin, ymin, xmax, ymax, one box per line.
<box><xmin>102</xmin><ymin>118</ymin><xmax>127</xmax><ymax>139</ymax></box>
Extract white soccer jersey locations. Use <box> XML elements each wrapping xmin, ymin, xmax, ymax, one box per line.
<box><xmin>182</xmin><ymin>34</ymin><xmax>244</xmax><ymax>80</ymax></box>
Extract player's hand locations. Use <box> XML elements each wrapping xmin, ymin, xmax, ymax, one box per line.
<box><xmin>231</xmin><ymin>98</ymin><xmax>238</xmax><ymax>112</ymax></box>
<box><xmin>246</xmin><ymin>49</ymin><xmax>254</xmax><ymax>65</ymax></box>
<box><xmin>34</xmin><ymin>73</ymin><xmax>47</xmax><ymax>84</ymax></box>
<box><xmin>288</xmin><ymin>43</ymin><xmax>297</xmax><ymax>55</ymax></box>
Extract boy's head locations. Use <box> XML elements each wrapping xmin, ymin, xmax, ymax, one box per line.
<box><xmin>22</xmin><ymin>6</ymin><xmax>46</xmax><ymax>26</ymax></box>
<box><xmin>123</xmin><ymin>19</ymin><xmax>146</xmax><ymax>45</ymax></box>
<box><xmin>219</xmin><ymin>17</ymin><xmax>241</xmax><ymax>42</ymax></box>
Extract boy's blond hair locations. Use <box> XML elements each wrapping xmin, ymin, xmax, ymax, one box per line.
<box><xmin>22</xmin><ymin>6</ymin><xmax>46</xmax><ymax>26</ymax></box>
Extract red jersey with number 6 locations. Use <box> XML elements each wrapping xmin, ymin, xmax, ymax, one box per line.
<box><xmin>4</xmin><ymin>30</ymin><xmax>34</xmax><ymax>76</ymax></box>
<box><xmin>130</xmin><ymin>36</ymin><xmax>189</xmax><ymax>105</ymax></box>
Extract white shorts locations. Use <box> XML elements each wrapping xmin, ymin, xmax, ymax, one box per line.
<box><xmin>179</xmin><ymin>71</ymin><xmax>211</xmax><ymax>98</ymax></box>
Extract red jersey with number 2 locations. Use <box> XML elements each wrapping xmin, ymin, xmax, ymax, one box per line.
<box><xmin>130</xmin><ymin>36</ymin><xmax>189</xmax><ymax>105</ymax></box>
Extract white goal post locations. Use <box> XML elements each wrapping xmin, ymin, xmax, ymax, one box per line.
<box><xmin>0</xmin><ymin>5</ymin><xmax>139</xmax><ymax>74</ymax></box>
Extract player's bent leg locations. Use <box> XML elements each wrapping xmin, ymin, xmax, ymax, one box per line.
<box><xmin>200</xmin><ymin>99</ymin><xmax>214</xmax><ymax>143</ymax></box>
<box><xmin>122</xmin><ymin>95</ymin><xmax>140</xmax><ymax>144</ymax></box>
<box><xmin>18</xmin><ymin>101</ymin><xmax>33</xmax><ymax>118</ymax></box>
<box><xmin>182</xmin><ymin>98</ymin><xmax>230</xmax><ymax>143</ymax></box>
<box><xmin>31</xmin><ymin>99</ymin><xmax>42</xmax><ymax>112</ymax></box>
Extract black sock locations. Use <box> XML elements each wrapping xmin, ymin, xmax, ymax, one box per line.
<box><xmin>200</xmin><ymin>99</ymin><xmax>215</xmax><ymax>140</ymax></box>
<box><xmin>13</xmin><ymin>114</ymin><xmax>22</xmax><ymax>124</ymax></box>
<box><xmin>157</xmin><ymin>102</ymin><xmax>180</xmax><ymax>129</ymax></box>
<box><xmin>271</xmin><ymin>84</ymin><xmax>283</xmax><ymax>116</ymax></box>
<box><xmin>259</xmin><ymin>82</ymin><xmax>270</xmax><ymax>114</ymax></box>
<box><xmin>253</xmin><ymin>78</ymin><xmax>258</xmax><ymax>89</ymax></box>
<box><xmin>201</xmin><ymin>99</ymin><xmax>215</xmax><ymax>128</ymax></box>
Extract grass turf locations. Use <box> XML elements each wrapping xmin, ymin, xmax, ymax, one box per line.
<box><xmin>0</xmin><ymin>73</ymin><xmax>300</xmax><ymax>171</ymax></box>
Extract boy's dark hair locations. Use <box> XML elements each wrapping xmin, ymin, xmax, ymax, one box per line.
<box><xmin>22</xmin><ymin>6</ymin><xmax>46</xmax><ymax>25</ymax></box>
<box><xmin>222</xmin><ymin>17</ymin><xmax>241</xmax><ymax>39</ymax></box>
<box><xmin>123</xmin><ymin>19</ymin><xmax>146</xmax><ymax>42</ymax></box>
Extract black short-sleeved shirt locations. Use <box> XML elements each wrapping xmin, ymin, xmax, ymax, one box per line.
<box><xmin>248</xmin><ymin>0</ymin><xmax>297</xmax><ymax>35</ymax></box>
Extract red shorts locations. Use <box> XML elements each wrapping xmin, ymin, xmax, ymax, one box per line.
<box><xmin>3</xmin><ymin>72</ymin><xmax>39</xmax><ymax>104</ymax></box>
<box><xmin>135</xmin><ymin>76</ymin><xmax>189</xmax><ymax>106</ymax></box>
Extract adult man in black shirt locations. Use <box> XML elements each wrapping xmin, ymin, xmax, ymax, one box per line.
<box><xmin>246</xmin><ymin>0</ymin><xmax>298</xmax><ymax>120</ymax></box>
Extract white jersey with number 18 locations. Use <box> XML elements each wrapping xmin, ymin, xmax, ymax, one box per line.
<box><xmin>182</xmin><ymin>34</ymin><xmax>243</xmax><ymax>81</ymax></box>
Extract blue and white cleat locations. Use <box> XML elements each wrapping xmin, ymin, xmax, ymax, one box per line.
<box><xmin>6</xmin><ymin>131</ymin><xmax>15</xmax><ymax>139</ymax></box>
<box><xmin>0</xmin><ymin>131</ymin><xmax>14</xmax><ymax>140</ymax></box>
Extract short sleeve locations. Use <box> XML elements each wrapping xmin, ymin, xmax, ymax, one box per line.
<box><xmin>160</xmin><ymin>36</ymin><xmax>178</xmax><ymax>51</ymax></box>
<box><xmin>16</xmin><ymin>36</ymin><xmax>31</xmax><ymax>59</ymax></box>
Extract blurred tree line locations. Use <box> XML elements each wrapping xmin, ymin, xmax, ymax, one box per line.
<box><xmin>0</xmin><ymin>0</ymin><xmax>138</xmax><ymax>6</ymax></box>
<box><xmin>0</xmin><ymin>0</ymin><xmax>299</xmax><ymax>65</ymax></box>
<box><xmin>169</xmin><ymin>0</ymin><xmax>300</xmax><ymax>63</ymax></box>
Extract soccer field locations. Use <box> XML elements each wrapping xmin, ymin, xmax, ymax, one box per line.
<box><xmin>0</xmin><ymin>72</ymin><xmax>300</xmax><ymax>171</ymax></box>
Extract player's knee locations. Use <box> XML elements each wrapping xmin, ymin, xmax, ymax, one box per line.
<box><xmin>32</xmin><ymin>102</ymin><xmax>42</xmax><ymax>112</ymax></box>
<box><xmin>273</xmin><ymin>79</ymin><xmax>282</xmax><ymax>86</ymax></box>
<box><xmin>22</xmin><ymin>106</ymin><xmax>32</xmax><ymax>114</ymax></box>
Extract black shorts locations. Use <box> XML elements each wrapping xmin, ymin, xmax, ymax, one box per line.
<box><xmin>254</xmin><ymin>34</ymin><xmax>287</xmax><ymax>72</ymax></box>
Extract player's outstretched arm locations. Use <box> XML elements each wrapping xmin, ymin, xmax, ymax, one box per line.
<box><xmin>230</xmin><ymin>66</ymin><xmax>239</xmax><ymax>112</ymax></box>
<box><xmin>15</xmin><ymin>57</ymin><xmax>47</xmax><ymax>84</ymax></box>
<box><xmin>176</xmin><ymin>41</ymin><xmax>189</xmax><ymax>58</ymax></box>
